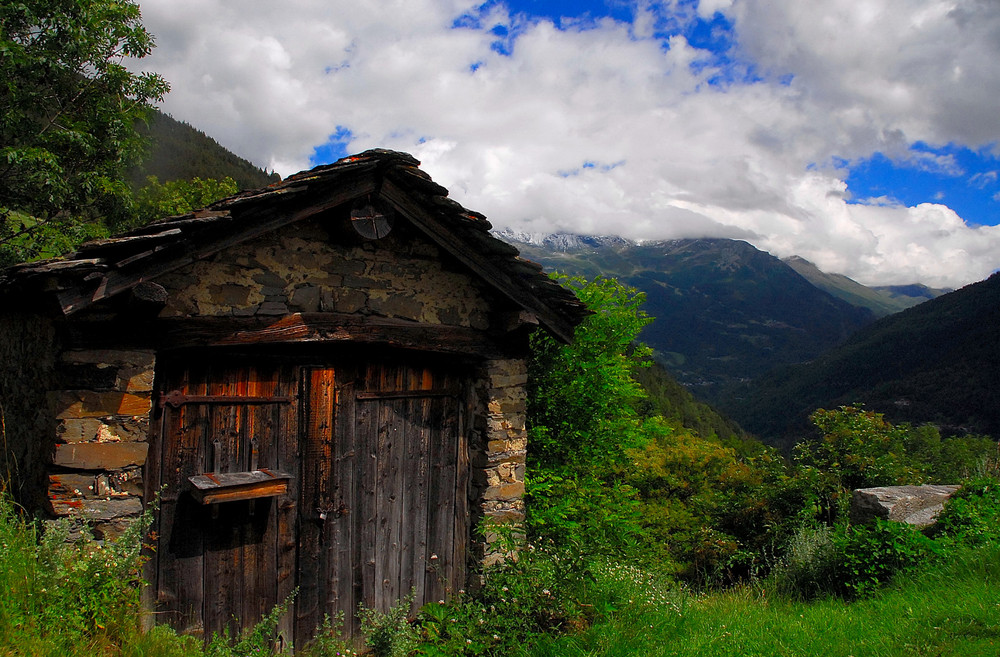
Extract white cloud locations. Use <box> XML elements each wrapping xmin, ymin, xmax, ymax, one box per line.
<box><xmin>133</xmin><ymin>0</ymin><xmax>1000</xmax><ymax>287</ymax></box>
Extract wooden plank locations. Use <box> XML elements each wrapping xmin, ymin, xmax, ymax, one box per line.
<box><xmin>202</xmin><ymin>367</ymin><xmax>243</xmax><ymax>639</ymax></box>
<box><xmin>357</xmin><ymin>396</ymin><xmax>378</xmax><ymax>617</ymax></box>
<box><xmin>66</xmin><ymin>313</ymin><xmax>514</xmax><ymax>358</ymax></box>
<box><xmin>440</xmin><ymin>397</ymin><xmax>460</xmax><ymax>595</ymax></box>
<box><xmin>452</xmin><ymin>388</ymin><xmax>471</xmax><ymax>596</ymax></box>
<box><xmin>373</xmin><ymin>397</ymin><xmax>392</xmax><ymax>611</ymax></box>
<box><xmin>424</xmin><ymin>395</ymin><xmax>445</xmax><ymax>603</ymax></box>
<box><xmin>428</xmin><ymin>394</ymin><xmax>460</xmax><ymax>604</ymax></box>
<box><xmin>333</xmin><ymin>378</ymin><xmax>359</xmax><ymax>637</ymax></box>
<box><xmin>384</xmin><ymin>396</ymin><xmax>406</xmax><ymax>609</ymax></box>
<box><xmin>191</xmin><ymin>479</ymin><xmax>289</xmax><ymax>504</ymax></box>
<box><xmin>273</xmin><ymin>365</ymin><xmax>299</xmax><ymax>648</ymax></box>
<box><xmin>295</xmin><ymin>367</ymin><xmax>334</xmax><ymax>645</ymax></box>
<box><xmin>240</xmin><ymin>367</ymin><xmax>269</xmax><ymax>634</ymax></box>
<box><xmin>156</xmin><ymin>365</ymin><xmax>208</xmax><ymax>634</ymax></box>
<box><xmin>187</xmin><ymin>470</ymin><xmax>291</xmax><ymax>504</ymax></box>
<box><xmin>407</xmin><ymin>394</ymin><xmax>432</xmax><ymax>613</ymax></box>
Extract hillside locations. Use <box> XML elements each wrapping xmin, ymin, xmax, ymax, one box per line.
<box><xmin>128</xmin><ymin>111</ymin><xmax>280</xmax><ymax>191</ymax></box>
<box><xmin>722</xmin><ymin>272</ymin><xmax>1000</xmax><ymax>447</ymax></box>
<box><xmin>783</xmin><ymin>256</ymin><xmax>949</xmax><ymax>318</ymax></box>
<box><xmin>501</xmin><ymin>232</ymin><xmax>875</xmax><ymax>403</ymax></box>
<box><xmin>634</xmin><ymin>360</ymin><xmax>752</xmax><ymax>448</ymax></box>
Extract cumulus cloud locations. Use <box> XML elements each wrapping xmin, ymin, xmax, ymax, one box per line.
<box><xmin>134</xmin><ymin>0</ymin><xmax>1000</xmax><ymax>287</ymax></box>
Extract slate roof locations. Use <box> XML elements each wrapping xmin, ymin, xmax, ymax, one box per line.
<box><xmin>0</xmin><ymin>149</ymin><xmax>587</xmax><ymax>342</ymax></box>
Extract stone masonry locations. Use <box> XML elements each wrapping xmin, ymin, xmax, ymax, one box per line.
<box><xmin>471</xmin><ymin>358</ymin><xmax>529</xmax><ymax>566</ymax></box>
<box><xmin>156</xmin><ymin>219</ymin><xmax>492</xmax><ymax>329</ymax></box>
<box><xmin>46</xmin><ymin>349</ymin><xmax>155</xmax><ymax>539</ymax></box>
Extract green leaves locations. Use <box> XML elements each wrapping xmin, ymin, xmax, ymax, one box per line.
<box><xmin>0</xmin><ymin>0</ymin><xmax>169</xmax><ymax>263</ymax></box>
<box><xmin>527</xmin><ymin>276</ymin><xmax>653</xmax><ymax>475</ymax></box>
<box><xmin>131</xmin><ymin>175</ymin><xmax>237</xmax><ymax>226</ymax></box>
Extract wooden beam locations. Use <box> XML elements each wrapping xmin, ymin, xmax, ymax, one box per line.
<box><xmin>378</xmin><ymin>179</ymin><xmax>577</xmax><ymax>343</ymax></box>
<box><xmin>64</xmin><ymin>313</ymin><xmax>519</xmax><ymax>358</ymax></box>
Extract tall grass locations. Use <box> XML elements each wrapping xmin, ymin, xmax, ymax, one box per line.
<box><xmin>2</xmin><ymin>477</ymin><xmax>997</xmax><ymax>656</ymax></box>
<box><xmin>0</xmin><ymin>487</ymin><xmax>198</xmax><ymax>657</ymax></box>
<box><xmin>520</xmin><ymin>542</ymin><xmax>1000</xmax><ymax>657</ymax></box>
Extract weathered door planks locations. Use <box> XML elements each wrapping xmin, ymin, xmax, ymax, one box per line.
<box><xmin>154</xmin><ymin>357</ymin><xmax>468</xmax><ymax>645</ymax></box>
<box><xmin>299</xmin><ymin>361</ymin><xmax>468</xmax><ymax>637</ymax></box>
<box><xmin>153</xmin><ymin>362</ymin><xmax>297</xmax><ymax>641</ymax></box>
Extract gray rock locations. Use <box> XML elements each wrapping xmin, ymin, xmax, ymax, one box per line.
<box><xmin>850</xmin><ymin>484</ymin><xmax>960</xmax><ymax>527</ymax></box>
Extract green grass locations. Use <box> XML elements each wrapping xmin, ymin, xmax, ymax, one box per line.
<box><xmin>521</xmin><ymin>544</ymin><xmax>1000</xmax><ymax>657</ymax></box>
<box><xmin>3</xmin><ymin>480</ymin><xmax>998</xmax><ymax>657</ymax></box>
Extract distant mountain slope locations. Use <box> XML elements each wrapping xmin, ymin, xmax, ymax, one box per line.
<box><xmin>501</xmin><ymin>232</ymin><xmax>875</xmax><ymax>403</ymax></box>
<box><xmin>129</xmin><ymin>111</ymin><xmax>280</xmax><ymax>191</ymax></box>
<box><xmin>723</xmin><ymin>272</ymin><xmax>1000</xmax><ymax>447</ymax></box>
<box><xmin>784</xmin><ymin>256</ymin><xmax>949</xmax><ymax>317</ymax></box>
<box><xmin>633</xmin><ymin>360</ymin><xmax>759</xmax><ymax>454</ymax></box>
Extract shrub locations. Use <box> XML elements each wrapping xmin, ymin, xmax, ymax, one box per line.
<box><xmin>831</xmin><ymin>519</ymin><xmax>938</xmax><ymax>598</ymax></box>
<box><xmin>931</xmin><ymin>474</ymin><xmax>1000</xmax><ymax>545</ymax></box>
<box><xmin>204</xmin><ymin>591</ymin><xmax>296</xmax><ymax>657</ymax></box>
<box><xmin>416</xmin><ymin>527</ymin><xmax>591</xmax><ymax>656</ymax></box>
<box><xmin>771</xmin><ymin>524</ymin><xmax>839</xmax><ymax>599</ymax></box>
<box><xmin>360</xmin><ymin>593</ymin><xmax>419</xmax><ymax>657</ymax></box>
<box><xmin>0</xmin><ymin>487</ymin><xmax>198</xmax><ymax>656</ymax></box>
<box><xmin>773</xmin><ymin>519</ymin><xmax>937</xmax><ymax>600</ymax></box>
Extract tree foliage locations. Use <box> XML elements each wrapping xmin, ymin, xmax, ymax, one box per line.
<box><xmin>132</xmin><ymin>175</ymin><xmax>237</xmax><ymax>226</ymax></box>
<box><xmin>527</xmin><ymin>276</ymin><xmax>653</xmax><ymax>474</ymax></box>
<box><xmin>525</xmin><ymin>276</ymin><xmax>655</xmax><ymax>554</ymax></box>
<box><xmin>524</xmin><ymin>277</ymin><xmax>790</xmax><ymax>580</ymax></box>
<box><xmin>0</xmin><ymin>0</ymin><xmax>168</xmax><ymax>264</ymax></box>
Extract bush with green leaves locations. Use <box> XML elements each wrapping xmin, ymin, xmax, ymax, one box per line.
<box><xmin>204</xmin><ymin>591</ymin><xmax>296</xmax><ymax>657</ymax></box>
<box><xmin>0</xmin><ymin>487</ymin><xmax>198</xmax><ymax>656</ymax></box>
<box><xmin>359</xmin><ymin>592</ymin><xmax>419</xmax><ymax>657</ymax></box>
<box><xmin>415</xmin><ymin>526</ymin><xmax>592</xmax><ymax>657</ymax></box>
<box><xmin>773</xmin><ymin>518</ymin><xmax>939</xmax><ymax>600</ymax></box>
<box><xmin>526</xmin><ymin>275</ymin><xmax>659</xmax><ymax>557</ymax></box>
<box><xmin>931</xmin><ymin>473</ymin><xmax>1000</xmax><ymax>546</ymax></box>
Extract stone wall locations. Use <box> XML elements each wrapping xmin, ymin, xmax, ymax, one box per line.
<box><xmin>470</xmin><ymin>358</ymin><xmax>529</xmax><ymax>566</ymax></box>
<box><xmin>0</xmin><ymin>313</ymin><xmax>58</xmax><ymax>511</ymax></box>
<box><xmin>4</xmin><ymin>218</ymin><xmax>537</xmax><ymax>562</ymax></box>
<box><xmin>46</xmin><ymin>349</ymin><xmax>155</xmax><ymax>538</ymax></box>
<box><xmin>156</xmin><ymin>219</ymin><xmax>492</xmax><ymax>328</ymax></box>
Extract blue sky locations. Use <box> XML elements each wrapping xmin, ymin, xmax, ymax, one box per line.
<box><xmin>844</xmin><ymin>144</ymin><xmax>1000</xmax><ymax>228</ymax></box>
<box><xmin>138</xmin><ymin>0</ymin><xmax>1000</xmax><ymax>287</ymax></box>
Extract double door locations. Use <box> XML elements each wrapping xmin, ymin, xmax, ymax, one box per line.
<box><xmin>150</xmin><ymin>358</ymin><xmax>469</xmax><ymax>644</ymax></box>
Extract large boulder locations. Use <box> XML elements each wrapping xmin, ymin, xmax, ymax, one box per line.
<box><xmin>850</xmin><ymin>485</ymin><xmax>960</xmax><ymax>527</ymax></box>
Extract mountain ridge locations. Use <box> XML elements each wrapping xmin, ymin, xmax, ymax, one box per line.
<box><xmin>499</xmin><ymin>231</ymin><xmax>876</xmax><ymax>403</ymax></box>
<box><xmin>721</xmin><ymin>272</ymin><xmax>1000</xmax><ymax>447</ymax></box>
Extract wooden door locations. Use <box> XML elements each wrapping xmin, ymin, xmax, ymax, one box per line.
<box><xmin>297</xmin><ymin>362</ymin><xmax>469</xmax><ymax>641</ymax></box>
<box><xmin>151</xmin><ymin>361</ymin><xmax>299</xmax><ymax>644</ymax></box>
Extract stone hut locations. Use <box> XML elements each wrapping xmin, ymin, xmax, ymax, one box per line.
<box><xmin>0</xmin><ymin>150</ymin><xmax>587</xmax><ymax>644</ymax></box>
